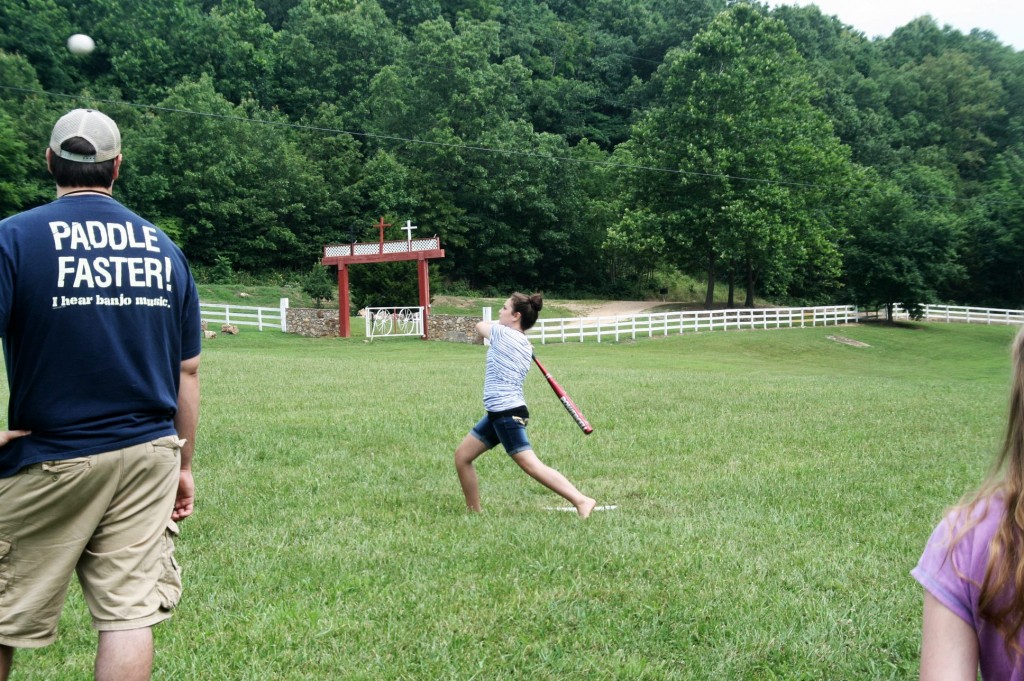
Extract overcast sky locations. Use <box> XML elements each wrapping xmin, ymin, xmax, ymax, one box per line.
<box><xmin>768</xmin><ymin>0</ymin><xmax>1023</xmax><ymax>50</ymax></box>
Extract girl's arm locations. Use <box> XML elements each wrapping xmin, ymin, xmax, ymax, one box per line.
<box><xmin>476</xmin><ymin>320</ymin><xmax>492</xmax><ymax>339</ymax></box>
<box><xmin>919</xmin><ymin>591</ymin><xmax>979</xmax><ymax>681</ymax></box>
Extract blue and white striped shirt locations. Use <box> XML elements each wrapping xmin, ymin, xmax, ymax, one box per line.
<box><xmin>482</xmin><ymin>324</ymin><xmax>533</xmax><ymax>411</ymax></box>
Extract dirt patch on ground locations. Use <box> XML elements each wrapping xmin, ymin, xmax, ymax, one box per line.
<box><xmin>431</xmin><ymin>296</ymin><xmax>661</xmax><ymax>319</ymax></box>
<box><xmin>561</xmin><ymin>300</ymin><xmax>658</xmax><ymax>318</ymax></box>
<box><xmin>827</xmin><ymin>335</ymin><xmax>871</xmax><ymax>347</ymax></box>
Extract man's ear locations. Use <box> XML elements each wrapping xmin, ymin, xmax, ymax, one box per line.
<box><xmin>45</xmin><ymin>147</ymin><xmax>54</xmax><ymax>176</ymax></box>
<box><xmin>111</xmin><ymin>154</ymin><xmax>122</xmax><ymax>183</ymax></box>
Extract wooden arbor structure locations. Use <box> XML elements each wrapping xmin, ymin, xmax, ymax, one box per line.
<box><xmin>321</xmin><ymin>217</ymin><xmax>445</xmax><ymax>338</ymax></box>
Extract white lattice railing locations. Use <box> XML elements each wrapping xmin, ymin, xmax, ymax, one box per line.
<box><xmin>324</xmin><ymin>238</ymin><xmax>440</xmax><ymax>259</ymax></box>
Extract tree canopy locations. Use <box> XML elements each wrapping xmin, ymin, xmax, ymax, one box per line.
<box><xmin>1</xmin><ymin>0</ymin><xmax>1021</xmax><ymax>307</ymax></box>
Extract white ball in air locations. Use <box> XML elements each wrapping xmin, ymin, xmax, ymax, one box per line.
<box><xmin>67</xmin><ymin>34</ymin><xmax>95</xmax><ymax>55</ymax></box>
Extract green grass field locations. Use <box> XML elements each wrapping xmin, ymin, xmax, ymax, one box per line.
<box><xmin>2</xmin><ymin>321</ymin><xmax>1017</xmax><ymax>679</ymax></box>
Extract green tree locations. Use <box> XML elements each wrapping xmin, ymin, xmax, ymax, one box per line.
<box><xmin>841</xmin><ymin>166</ymin><xmax>963</xmax><ymax>319</ymax></box>
<box><xmin>629</xmin><ymin>3</ymin><xmax>853</xmax><ymax>307</ymax></box>
<box><xmin>206</xmin><ymin>0</ymin><xmax>275</xmax><ymax>103</ymax></box>
<box><xmin>120</xmin><ymin>75</ymin><xmax>343</xmax><ymax>272</ymax></box>
<box><xmin>0</xmin><ymin>0</ymin><xmax>77</xmax><ymax>93</ymax></box>
<box><xmin>84</xmin><ymin>0</ymin><xmax>219</xmax><ymax>101</ymax></box>
<box><xmin>958</xmin><ymin>147</ymin><xmax>1024</xmax><ymax>307</ymax></box>
<box><xmin>0</xmin><ymin>51</ymin><xmax>54</xmax><ymax>209</ymax></box>
<box><xmin>774</xmin><ymin>4</ymin><xmax>900</xmax><ymax>169</ymax></box>
<box><xmin>300</xmin><ymin>261</ymin><xmax>335</xmax><ymax>307</ymax></box>
<box><xmin>886</xmin><ymin>50</ymin><xmax>1006</xmax><ymax>178</ymax></box>
<box><xmin>602</xmin><ymin>208</ymin><xmax>666</xmax><ymax>295</ymax></box>
<box><xmin>0</xmin><ymin>109</ymin><xmax>38</xmax><ymax>216</ymax></box>
<box><xmin>264</xmin><ymin>0</ymin><xmax>400</xmax><ymax>123</ymax></box>
<box><xmin>361</xmin><ymin>16</ymin><xmax>606</xmax><ymax>291</ymax></box>
<box><xmin>254</xmin><ymin>0</ymin><xmax>301</xmax><ymax>30</ymax></box>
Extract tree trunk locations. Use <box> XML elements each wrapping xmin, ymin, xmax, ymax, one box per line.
<box><xmin>704</xmin><ymin>251</ymin><xmax>717</xmax><ymax>308</ymax></box>
<box><xmin>744</xmin><ymin>261</ymin><xmax>756</xmax><ymax>307</ymax></box>
<box><xmin>727</xmin><ymin>272</ymin><xmax>735</xmax><ymax>308</ymax></box>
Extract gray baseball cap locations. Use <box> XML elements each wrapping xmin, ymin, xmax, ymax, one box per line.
<box><xmin>49</xmin><ymin>108</ymin><xmax>121</xmax><ymax>163</ymax></box>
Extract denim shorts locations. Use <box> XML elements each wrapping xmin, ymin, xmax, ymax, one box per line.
<box><xmin>470</xmin><ymin>413</ymin><xmax>532</xmax><ymax>456</ymax></box>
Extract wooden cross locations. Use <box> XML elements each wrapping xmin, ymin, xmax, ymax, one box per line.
<box><xmin>376</xmin><ymin>216</ymin><xmax>392</xmax><ymax>252</ymax></box>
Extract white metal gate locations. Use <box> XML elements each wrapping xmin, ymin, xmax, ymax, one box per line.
<box><xmin>365</xmin><ymin>307</ymin><xmax>424</xmax><ymax>338</ymax></box>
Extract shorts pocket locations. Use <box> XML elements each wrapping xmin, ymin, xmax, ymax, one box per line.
<box><xmin>26</xmin><ymin>457</ymin><xmax>93</xmax><ymax>476</ymax></box>
<box><xmin>155</xmin><ymin>521</ymin><xmax>182</xmax><ymax>611</ymax></box>
<box><xmin>149</xmin><ymin>437</ymin><xmax>184</xmax><ymax>461</ymax></box>
<box><xmin>0</xmin><ymin>537</ymin><xmax>11</xmax><ymax>595</ymax></box>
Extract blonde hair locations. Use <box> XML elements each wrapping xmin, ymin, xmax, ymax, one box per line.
<box><xmin>950</xmin><ymin>326</ymin><xmax>1024</xmax><ymax>657</ymax></box>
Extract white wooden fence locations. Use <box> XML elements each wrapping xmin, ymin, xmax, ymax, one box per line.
<box><xmin>482</xmin><ymin>305</ymin><xmax>858</xmax><ymax>344</ymax></box>
<box><xmin>894</xmin><ymin>304</ymin><xmax>1024</xmax><ymax>326</ymax></box>
<box><xmin>200</xmin><ymin>298</ymin><xmax>289</xmax><ymax>332</ymax></box>
<box><xmin>197</xmin><ymin>299</ymin><xmax>1024</xmax><ymax>339</ymax></box>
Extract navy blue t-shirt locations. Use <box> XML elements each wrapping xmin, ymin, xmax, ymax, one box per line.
<box><xmin>0</xmin><ymin>194</ymin><xmax>202</xmax><ymax>477</ymax></box>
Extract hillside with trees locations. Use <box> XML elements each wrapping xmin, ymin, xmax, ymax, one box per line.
<box><xmin>1</xmin><ymin>0</ymin><xmax>1021</xmax><ymax>311</ymax></box>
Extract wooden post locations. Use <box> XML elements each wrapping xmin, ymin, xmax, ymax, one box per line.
<box><xmin>338</xmin><ymin>263</ymin><xmax>350</xmax><ymax>337</ymax></box>
<box><xmin>418</xmin><ymin>257</ymin><xmax>430</xmax><ymax>339</ymax></box>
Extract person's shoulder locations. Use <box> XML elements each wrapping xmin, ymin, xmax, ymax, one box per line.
<box><xmin>492</xmin><ymin>324</ymin><xmax>527</xmax><ymax>343</ymax></box>
<box><xmin>949</xmin><ymin>495</ymin><xmax>1005</xmax><ymax>531</ymax></box>
<box><xmin>931</xmin><ymin>496</ymin><xmax>1006</xmax><ymax>561</ymax></box>
<box><xmin>0</xmin><ymin>203</ymin><xmax>58</xmax><ymax>241</ymax></box>
<box><xmin>1</xmin><ymin>201</ymin><xmax>56</xmax><ymax>225</ymax></box>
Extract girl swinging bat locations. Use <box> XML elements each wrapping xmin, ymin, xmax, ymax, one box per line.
<box><xmin>453</xmin><ymin>292</ymin><xmax>596</xmax><ymax>518</ymax></box>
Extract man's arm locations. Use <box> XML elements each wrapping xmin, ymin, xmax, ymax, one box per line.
<box><xmin>0</xmin><ymin>430</ymin><xmax>29</xmax><ymax>447</ymax></box>
<box><xmin>172</xmin><ymin>353</ymin><xmax>200</xmax><ymax>521</ymax></box>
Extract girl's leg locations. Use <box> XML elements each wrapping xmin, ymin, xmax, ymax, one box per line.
<box><xmin>454</xmin><ymin>434</ymin><xmax>490</xmax><ymax>512</ymax></box>
<box><xmin>512</xmin><ymin>450</ymin><xmax>597</xmax><ymax>518</ymax></box>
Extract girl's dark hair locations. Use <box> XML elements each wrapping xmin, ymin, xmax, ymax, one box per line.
<box><xmin>510</xmin><ymin>292</ymin><xmax>543</xmax><ymax>330</ymax></box>
<box><xmin>49</xmin><ymin>137</ymin><xmax>117</xmax><ymax>188</ymax></box>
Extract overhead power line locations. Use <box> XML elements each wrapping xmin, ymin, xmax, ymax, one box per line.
<box><xmin>0</xmin><ymin>84</ymin><xmax>1008</xmax><ymax>205</ymax></box>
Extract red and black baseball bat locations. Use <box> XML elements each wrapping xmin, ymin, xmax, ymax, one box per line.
<box><xmin>532</xmin><ymin>355</ymin><xmax>593</xmax><ymax>435</ymax></box>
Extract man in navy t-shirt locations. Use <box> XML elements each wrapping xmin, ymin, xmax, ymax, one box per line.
<box><xmin>0</xmin><ymin>109</ymin><xmax>201</xmax><ymax>681</ymax></box>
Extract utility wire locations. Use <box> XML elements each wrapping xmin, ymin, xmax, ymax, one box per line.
<box><xmin>0</xmin><ymin>84</ymin><xmax>1009</xmax><ymax>205</ymax></box>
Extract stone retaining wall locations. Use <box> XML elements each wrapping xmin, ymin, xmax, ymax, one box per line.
<box><xmin>427</xmin><ymin>314</ymin><xmax>483</xmax><ymax>344</ymax></box>
<box><xmin>287</xmin><ymin>307</ymin><xmax>340</xmax><ymax>337</ymax></box>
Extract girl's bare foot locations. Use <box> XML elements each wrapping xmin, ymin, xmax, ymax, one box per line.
<box><xmin>576</xmin><ymin>497</ymin><xmax>597</xmax><ymax>519</ymax></box>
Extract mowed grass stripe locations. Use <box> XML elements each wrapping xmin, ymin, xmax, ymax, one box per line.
<box><xmin>2</xmin><ymin>322</ymin><xmax>1014</xmax><ymax>679</ymax></box>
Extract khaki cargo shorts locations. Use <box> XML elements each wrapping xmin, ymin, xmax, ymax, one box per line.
<box><xmin>0</xmin><ymin>436</ymin><xmax>184</xmax><ymax>648</ymax></box>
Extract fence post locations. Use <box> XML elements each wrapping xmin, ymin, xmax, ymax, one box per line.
<box><xmin>482</xmin><ymin>307</ymin><xmax>492</xmax><ymax>345</ymax></box>
<box><xmin>280</xmin><ymin>298</ymin><xmax>289</xmax><ymax>333</ymax></box>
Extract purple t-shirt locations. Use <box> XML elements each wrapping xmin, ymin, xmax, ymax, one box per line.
<box><xmin>912</xmin><ymin>497</ymin><xmax>1023</xmax><ymax>680</ymax></box>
